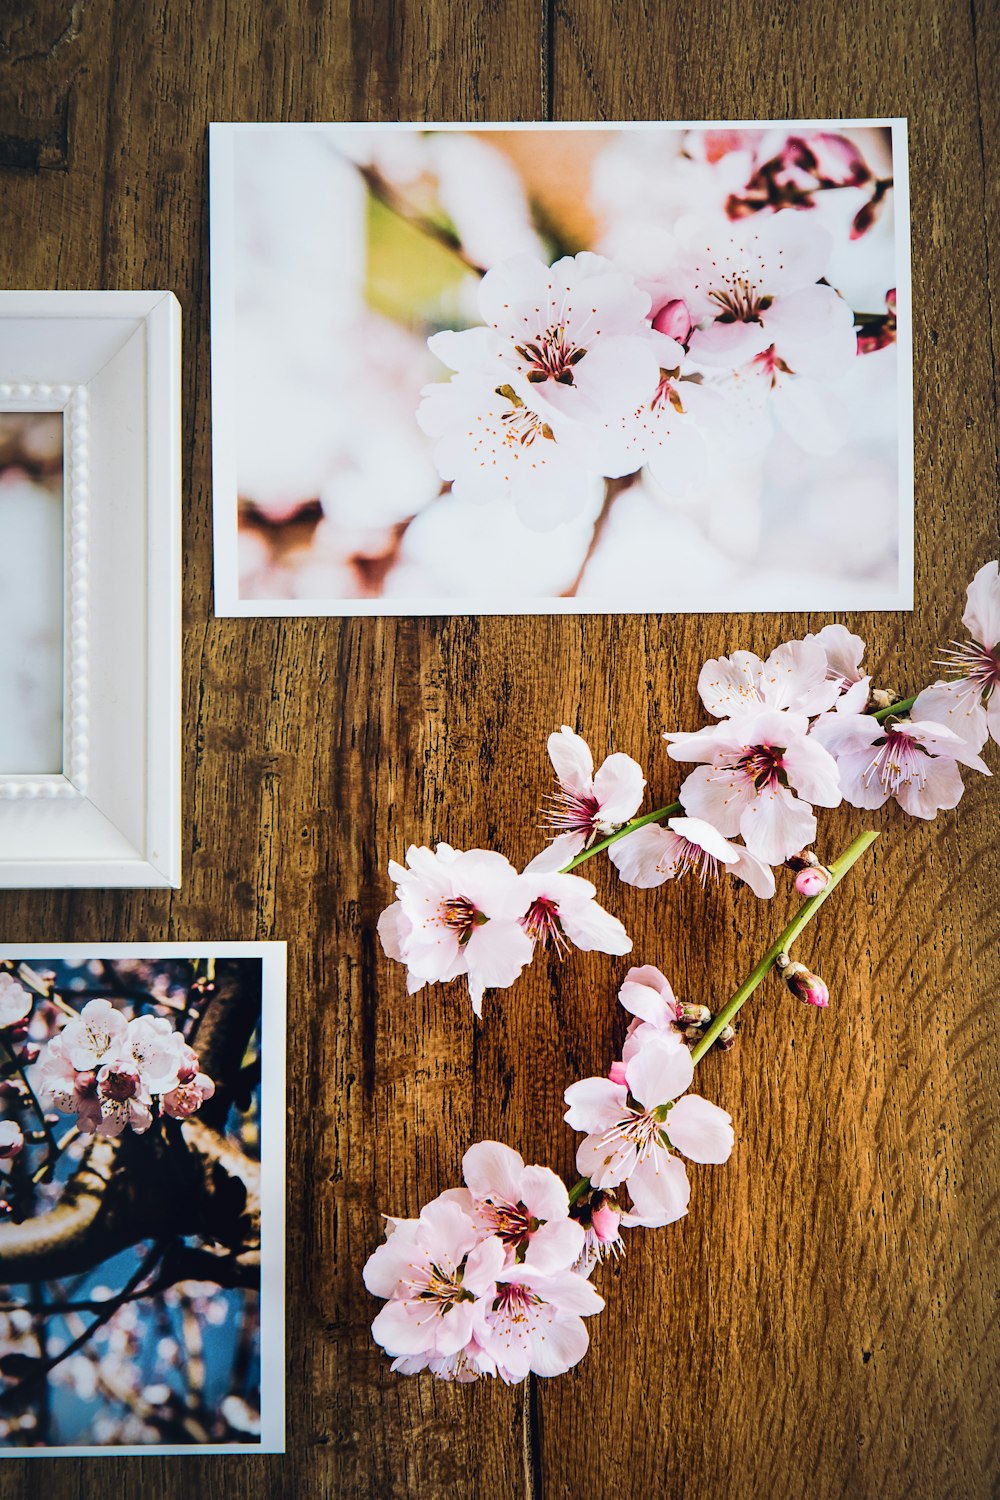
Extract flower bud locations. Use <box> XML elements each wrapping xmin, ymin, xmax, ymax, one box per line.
<box><xmin>608</xmin><ymin>1060</ymin><xmax>627</xmax><ymax>1086</ymax></box>
<box><xmin>652</xmin><ymin>298</ymin><xmax>693</xmax><ymax>344</ymax></box>
<box><xmin>776</xmin><ymin>954</ymin><xmax>829</xmax><ymax>1008</ymax></box>
<box><xmin>677</xmin><ymin>1002</ymin><xmax>712</xmax><ymax>1025</ymax></box>
<box><xmin>795</xmin><ymin>866</ymin><xmax>830</xmax><ymax>898</ymax></box>
<box><xmin>75</xmin><ymin>1070</ymin><xmax>98</xmax><ymax>1096</ymax></box>
<box><xmin>869</xmin><ymin>687</ymin><xmax>899</xmax><ymax>711</ymax></box>
<box><xmin>590</xmin><ymin>1199</ymin><xmax>622</xmax><ymax>1245</ymax></box>
<box><xmin>716</xmin><ymin>1024</ymin><xmax>737</xmax><ymax>1051</ymax></box>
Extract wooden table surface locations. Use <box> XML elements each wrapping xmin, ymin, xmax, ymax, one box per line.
<box><xmin>1</xmin><ymin>1</ymin><xmax>997</xmax><ymax>1495</ymax></box>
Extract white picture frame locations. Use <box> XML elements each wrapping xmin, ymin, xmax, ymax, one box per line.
<box><xmin>0</xmin><ymin>292</ymin><xmax>182</xmax><ymax>888</ymax></box>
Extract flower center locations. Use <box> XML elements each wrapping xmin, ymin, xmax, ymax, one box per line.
<box><xmin>710</xmin><ymin>276</ymin><xmax>769</xmax><ymax>323</ymax></box>
<box><xmin>934</xmin><ymin>637</ymin><xmax>1000</xmax><ymax>701</ymax></box>
<box><xmin>515</xmin><ymin>327</ymin><xmax>588</xmax><ymax>386</ymax></box>
<box><xmin>416</xmin><ymin>1264</ymin><xmax>472</xmax><ymax>1312</ymax></box>
<box><xmin>495</xmin><ymin>1283</ymin><xmax>539</xmax><ymax>1317</ymax></box>
<box><xmin>542</xmin><ymin>785</ymin><xmax>603</xmax><ymax>839</ymax></box>
<box><xmin>735</xmin><ymin>743</ymin><xmax>785</xmax><ymax>791</ymax></box>
<box><xmin>602</xmin><ymin>1108</ymin><xmax>668</xmax><ymax>1155</ymax></box>
<box><xmin>521</xmin><ymin>897</ymin><xmax>569</xmax><ymax>955</ymax></box>
<box><xmin>863</xmin><ymin>729</ymin><xmax>927</xmax><ymax>795</ymax></box>
<box><xmin>651</xmin><ymin>370</ymin><xmax>685</xmax><ymax>414</ymax></box>
<box><xmin>479</xmin><ymin>1198</ymin><xmax>534</xmax><ymax>1245</ymax></box>
<box><xmin>99</xmin><ymin>1068</ymin><xmax>140</xmax><ymax>1102</ymax></box>
<box><xmin>439</xmin><ymin>897</ymin><xmax>487</xmax><ymax>944</ymax></box>
<box><xmin>667</xmin><ymin>837</ymin><xmax>720</xmax><ymax>885</ymax></box>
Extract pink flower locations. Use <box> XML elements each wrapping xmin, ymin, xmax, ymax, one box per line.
<box><xmin>811</xmin><ymin>712</ymin><xmax>990</xmax><ymax>817</ymax></box>
<box><xmin>665</xmin><ymin>707</ymin><xmax>842</xmax><ymax>864</ymax></box>
<box><xmin>0</xmin><ymin>1120</ymin><xmax>24</xmax><ymax>1165</ymax></box>
<box><xmin>461</xmin><ymin>1141</ymin><xmax>585</xmax><ymax>1273</ymax></box>
<box><xmin>92</xmin><ymin>1064</ymin><xmax>154</xmax><ymax>1137</ymax></box>
<box><xmin>564</xmin><ymin>1032</ymin><xmax>733</xmax><ymax>1228</ymax></box>
<box><xmin>377</xmin><ymin>843</ymin><xmax>535</xmax><ymax>1016</ymax></box>
<box><xmin>478</xmin><ymin>1259</ymin><xmax>604</xmax><ymax>1382</ymax></box>
<box><xmin>120</xmin><ymin>1015</ymin><xmax>189</xmax><ymax>1093</ymax></box>
<box><xmin>608</xmin><ymin>815</ymin><xmax>776</xmax><ymax>897</ymax></box>
<box><xmin>518</xmin><ymin>857</ymin><xmax>632</xmax><ymax>958</ymax></box>
<box><xmin>656</xmin><ymin>213</ymin><xmax>844</xmax><ymax>372</ymax></box>
<box><xmin>416</xmin><ymin>371</ymin><xmax>607</xmax><ymax>531</ymax></box>
<box><xmin>0</xmin><ymin>975</ymin><xmax>31</xmax><ymax>1029</ymax></box>
<box><xmin>161</xmin><ymin>1070</ymin><xmax>216</xmax><ymax>1120</ymax></box>
<box><xmin>431</xmin><ymin>252</ymin><xmax>661</xmax><ymax>438</ymax></box>
<box><xmin>58</xmin><ymin>999</ymin><xmax>128</xmax><ymax>1072</ymax></box>
<box><xmin>918</xmin><ymin>561</ymin><xmax>1000</xmax><ymax>751</ymax></box>
<box><xmin>696</xmin><ymin>639</ymin><xmax>843</xmax><ymax>719</ymax></box>
<box><xmin>540</xmin><ymin>725</ymin><xmax>646</xmax><ymax>866</ymax></box>
<box><xmin>364</xmin><ymin>1196</ymin><xmax>506</xmax><ymax>1363</ymax></box>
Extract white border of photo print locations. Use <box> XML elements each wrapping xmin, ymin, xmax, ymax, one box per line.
<box><xmin>210</xmin><ymin>117</ymin><xmax>913</xmax><ymax>618</ymax></box>
<box><xmin>0</xmin><ymin>941</ymin><xmax>286</xmax><ymax>1458</ymax></box>
<box><xmin>0</xmin><ymin>292</ymin><xmax>181</xmax><ymax>888</ymax></box>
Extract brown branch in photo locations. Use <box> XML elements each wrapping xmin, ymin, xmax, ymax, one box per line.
<box><xmin>0</xmin><ymin>961</ymin><xmax>263</xmax><ymax>1291</ymax></box>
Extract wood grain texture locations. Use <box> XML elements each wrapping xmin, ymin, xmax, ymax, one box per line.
<box><xmin>0</xmin><ymin>0</ymin><xmax>997</xmax><ymax>1495</ymax></box>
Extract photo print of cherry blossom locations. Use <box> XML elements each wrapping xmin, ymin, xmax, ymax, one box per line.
<box><xmin>210</xmin><ymin>120</ymin><xmax>912</xmax><ymax>616</ymax></box>
<box><xmin>0</xmin><ymin>944</ymin><xmax>285</xmax><ymax>1456</ymax></box>
<box><xmin>0</xmin><ymin>413</ymin><xmax>64</xmax><ymax>771</ymax></box>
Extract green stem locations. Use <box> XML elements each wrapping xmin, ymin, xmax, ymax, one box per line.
<box><xmin>689</xmin><ymin>828</ymin><xmax>879</xmax><ymax>1063</ymax></box>
<box><xmin>560</xmin><ymin>802</ymin><xmax>683</xmax><ymax>872</ymax></box>
<box><xmin>568</xmin><ymin>827</ymin><xmax>879</xmax><ymax>1206</ymax></box>
<box><xmin>872</xmin><ymin>694</ymin><xmax>917</xmax><ymax>722</ymax></box>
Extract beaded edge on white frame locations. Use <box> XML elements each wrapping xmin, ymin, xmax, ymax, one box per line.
<box><xmin>0</xmin><ymin>382</ymin><xmax>89</xmax><ymax>801</ymax></box>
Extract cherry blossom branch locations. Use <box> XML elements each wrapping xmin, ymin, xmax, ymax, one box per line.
<box><xmin>559</xmin><ymin>694</ymin><xmax>919</xmax><ymax>876</ymax></box>
<box><xmin>355</xmin><ymin>163</ymin><xmax>487</xmax><ymax>277</ymax></box>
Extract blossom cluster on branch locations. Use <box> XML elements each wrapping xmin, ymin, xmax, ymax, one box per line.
<box><xmin>365</xmin><ymin>561</ymin><xmax>999</xmax><ymax>1385</ymax></box>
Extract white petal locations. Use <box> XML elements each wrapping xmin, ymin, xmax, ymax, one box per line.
<box><xmin>607</xmin><ymin>824</ymin><xmax>678</xmax><ymax>887</ymax></box>
<box><xmin>547</xmin><ymin>725</ymin><xmax>594</xmax><ymax>795</ymax></box>
<box><xmin>625</xmin><ymin>1033</ymin><xmax>694</xmax><ymax>1109</ymax></box>
<box><xmin>667</xmin><ymin>815</ymin><xmax>741</xmax><ymax>863</ymax></box>
<box><xmin>739</xmin><ymin>786</ymin><xmax>815</xmax><ymax>864</ymax></box>
<box><xmin>465</xmin><ymin>919</ymin><xmax>535</xmax><ymax>997</ymax></box>
<box><xmin>729</xmin><ymin>845</ymin><xmax>777</xmax><ymax>898</ymax></box>
<box><xmin>558</xmin><ymin>897</ymin><xmax>632</xmax><ymax>955</ymax></box>
<box><xmin>895</xmin><ymin>757</ymin><xmax>965</xmax><ymax>818</ymax></box>
<box><xmin>624</xmin><ymin>1151</ymin><xmax>691</xmax><ymax>1227</ymax></box>
<box><xmin>527</xmin><ymin>1313</ymin><xmax>591</xmax><ymax>1378</ymax></box>
<box><xmin>463</xmin><ymin>1235</ymin><xmax>507</xmax><ymax>1296</ymax></box>
<box><xmin>678</xmin><ymin>765</ymin><xmax>747</xmax><ymax>838</ymax></box>
<box><xmin>963</xmin><ymin>560</ymin><xmax>1000</xmax><ymax>648</ymax></box>
<box><xmin>592</xmin><ymin>753</ymin><xmax>647</xmax><ymax>822</ymax></box>
<box><xmin>524</xmin><ymin>834</ymin><xmax>585</xmax><ymax>873</ymax></box>
<box><xmin>697</xmin><ymin>650</ymin><xmax>764</xmax><ymax>716</ymax></box>
<box><xmin>781</xmin><ymin>735</ymin><xmax>843</xmax><ymax>807</ymax></box>
<box><xmin>911</xmin><ymin>684</ymin><xmax>989</xmax><ymax>756</ymax></box>
<box><xmin>575</xmin><ymin>1129</ymin><xmax>637</xmax><ymax>1189</ymax></box>
<box><xmin>667</xmin><ymin>1094</ymin><xmax>735</xmax><ymax>1163</ymax></box>
<box><xmin>760</xmin><ymin>639</ymin><xmax>842</xmax><ymax>715</ymax></box>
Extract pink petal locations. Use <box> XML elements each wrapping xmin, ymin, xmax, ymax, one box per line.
<box><xmin>376</xmin><ymin>902</ymin><xmax>410</xmax><ymax>964</ymax></box>
<box><xmin>911</xmin><ymin>683</ymin><xmax>988</xmax><ymax>755</ymax></box>
<box><xmin>729</xmin><ymin>845</ymin><xmax>777</xmax><ymax>898</ymax></box>
<box><xmin>667</xmin><ymin>815</ymin><xmax>741</xmax><ymax>863</ymax></box>
<box><xmin>618</xmin><ymin>977</ymin><xmax>678</xmax><ymax>1027</ymax></box>
<box><xmin>520</xmin><ymin>1219</ymin><xmax>585</xmax><ymax>1274</ymax></box>
<box><xmin>563</xmin><ymin>1076</ymin><xmax>629</xmax><ymax>1132</ymax></box>
<box><xmin>697</xmin><ymin>650</ymin><xmax>765</xmax><ymax>717</ymax></box>
<box><xmin>463</xmin><ymin>1235</ymin><xmax>507</xmax><ymax>1296</ymax></box>
<box><xmin>518</xmin><ymin>1164</ymin><xmax>571</xmax><ymax>1224</ymax></box>
<box><xmin>760</xmin><ymin>639</ymin><xmax>842</xmax><ymax>715</ymax></box>
<box><xmin>462</xmin><ymin>1140</ymin><xmax>525</xmax><ymax>1203</ymax></box>
<box><xmin>895</xmin><ymin>756</ymin><xmax>966</xmax><ymax>818</ymax></box>
<box><xmin>667</xmin><ymin>1094</ymin><xmax>735</xmax><ymax>1163</ymax></box>
<box><xmin>523</xmin><ymin>835</ymin><xmax>584</xmax><ymax>874</ymax></box>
